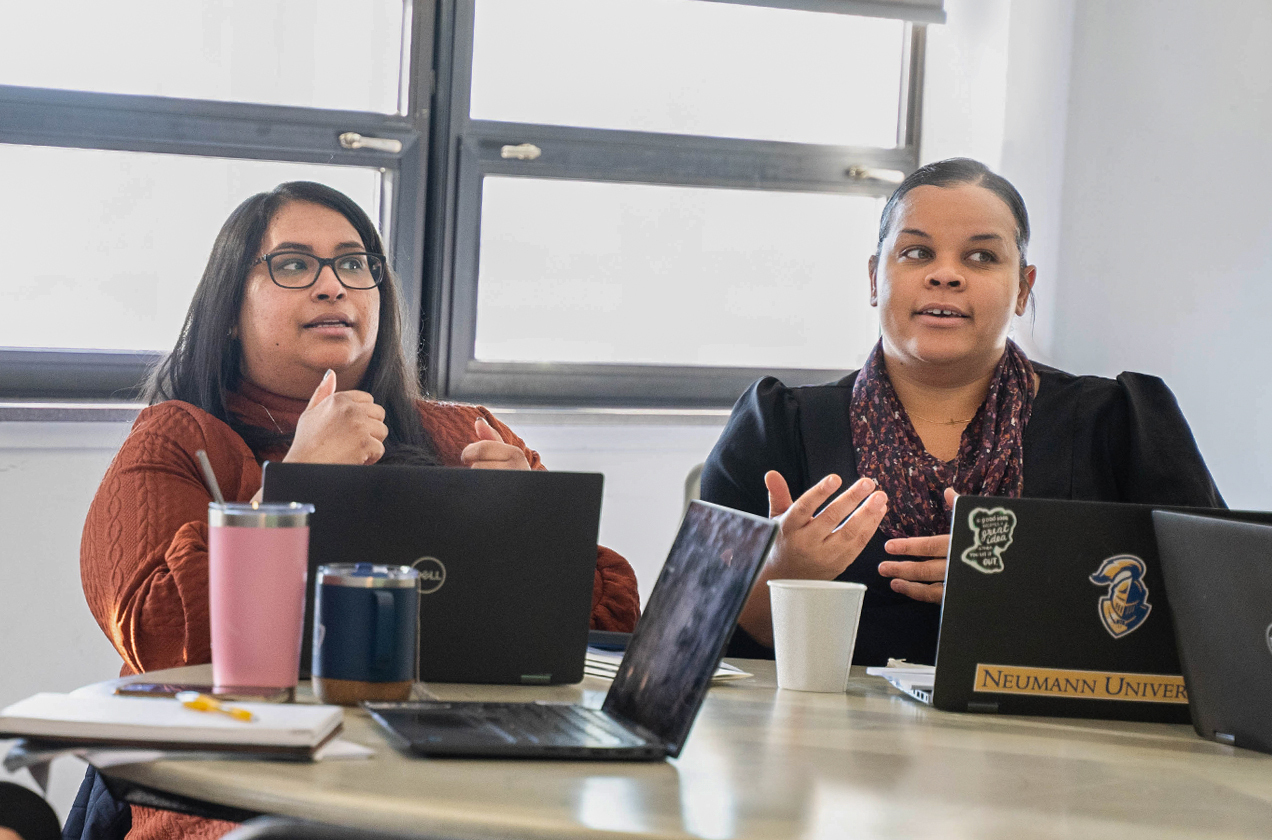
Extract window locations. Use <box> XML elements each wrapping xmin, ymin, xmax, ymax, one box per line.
<box><xmin>429</xmin><ymin>0</ymin><xmax>944</xmax><ymax>406</ymax></box>
<box><xmin>0</xmin><ymin>0</ymin><xmax>433</xmax><ymax>400</ymax></box>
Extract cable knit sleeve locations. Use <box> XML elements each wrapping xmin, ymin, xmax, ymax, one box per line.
<box><xmin>589</xmin><ymin>545</ymin><xmax>640</xmax><ymax>631</ymax></box>
<box><xmin>418</xmin><ymin>400</ymin><xmax>640</xmax><ymax>632</ymax></box>
<box><xmin>80</xmin><ymin>403</ymin><xmax>261</xmax><ymax>675</ymax></box>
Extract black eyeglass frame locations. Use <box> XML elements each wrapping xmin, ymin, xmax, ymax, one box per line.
<box><xmin>253</xmin><ymin>250</ymin><xmax>388</xmax><ymax>290</ymax></box>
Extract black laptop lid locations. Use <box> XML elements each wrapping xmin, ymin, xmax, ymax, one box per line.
<box><xmin>262</xmin><ymin>463</ymin><xmax>603</xmax><ymax>684</ymax></box>
<box><xmin>1153</xmin><ymin>510</ymin><xmax>1272</xmax><ymax>752</ymax></box>
<box><xmin>936</xmin><ymin>496</ymin><xmax>1272</xmax><ymax>722</ymax></box>
<box><xmin>601</xmin><ymin>501</ymin><xmax>776</xmax><ymax>758</ymax></box>
<box><xmin>937</xmin><ymin>496</ymin><xmax>1178</xmax><ymax>722</ymax></box>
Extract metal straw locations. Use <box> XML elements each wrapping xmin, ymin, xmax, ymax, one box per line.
<box><xmin>195</xmin><ymin>449</ymin><xmax>226</xmax><ymax>505</ymax></box>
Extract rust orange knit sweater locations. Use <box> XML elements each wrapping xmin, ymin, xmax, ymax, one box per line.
<box><xmin>80</xmin><ymin>382</ymin><xmax>639</xmax><ymax>840</ymax></box>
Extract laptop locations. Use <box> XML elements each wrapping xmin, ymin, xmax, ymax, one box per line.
<box><xmin>911</xmin><ymin>496</ymin><xmax>1272</xmax><ymax>722</ymax></box>
<box><xmin>362</xmin><ymin>500</ymin><xmax>777</xmax><ymax>760</ymax></box>
<box><xmin>261</xmin><ymin>462</ymin><xmax>604</xmax><ymax>685</ymax></box>
<box><xmin>1153</xmin><ymin>511</ymin><xmax>1272</xmax><ymax>753</ymax></box>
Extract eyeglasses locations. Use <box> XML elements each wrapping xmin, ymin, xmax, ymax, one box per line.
<box><xmin>254</xmin><ymin>251</ymin><xmax>386</xmax><ymax>290</ymax></box>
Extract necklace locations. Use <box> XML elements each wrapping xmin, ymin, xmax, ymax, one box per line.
<box><xmin>906</xmin><ymin>410</ymin><xmax>975</xmax><ymax>426</ymax></box>
<box><xmin>257</xmin><ymin>402</ymin><xmax>284</xmax><ymax>434</ymax></box>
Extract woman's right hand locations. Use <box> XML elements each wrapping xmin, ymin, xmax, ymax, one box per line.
<box><xmin>737</xmin><ymin>471</ymin><xmax>887</xmax><ymax>646</ymax></box>
<box><xmin>765</xmin><ymin>471</ymin><xmax>888</xmax><ymax>580</ymax></box>
<box><xmin>284</xmin><ymin>370</ymin><xmax>388</xmax><ymax>466</ymax></box>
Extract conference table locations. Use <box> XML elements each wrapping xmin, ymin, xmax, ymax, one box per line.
<box><xmin>85</xmin><ymin>662</ymin><xmax>1272</xmax><ymax>839</ymax></box>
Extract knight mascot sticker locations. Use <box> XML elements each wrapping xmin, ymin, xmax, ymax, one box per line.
<box><xmin>1088</xmin><ymin>555</ymin><xmax>1152</xmax><ymax>638</ymax></box>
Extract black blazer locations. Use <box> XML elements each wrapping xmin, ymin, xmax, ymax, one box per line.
<box><xmin>700</xmin><ymin>364</ymin><xmax>1225</xmax><ymax>666</ymax></box>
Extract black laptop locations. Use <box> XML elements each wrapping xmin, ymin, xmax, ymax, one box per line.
<box><xmin>1153</xmin><ymin>511</ymin><xmax>1272</xmax><ymax>753</ymax></box>
<box><xmin>362</xmin><ymin>500</ymin><xmax>777</xmax><ymax>760</ymax></box>
<box><xmin>931</xmin><ymin>496</ymin><xmax>1272</xmax><ymax>723</ymax></box>
<box><xmin>262</xmin><ymin>463</ymin><xmax>603</xmax><ymax>685</ymax></box>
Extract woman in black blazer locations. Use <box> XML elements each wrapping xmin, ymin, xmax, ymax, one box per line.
<box><xmin>701</xmin><ymin>158</ymin><xmax>1222</xmax><ymax>666</ymax></box>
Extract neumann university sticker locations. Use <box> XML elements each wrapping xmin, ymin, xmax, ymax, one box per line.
<box><xmin>960</xmin><ymin>507</ymin><xmax>1017</xmax><ymax>574</ymax></box>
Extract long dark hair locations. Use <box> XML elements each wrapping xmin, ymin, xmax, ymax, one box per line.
<box><xmin>146</xmin><ymin>181</ymin><xmax>438</xmax><ymax>465</ymax></box>
<box><xmin>876</xmin><ymin>158</ymin><xmax>1031</xmax><ymax>268</ymax></box>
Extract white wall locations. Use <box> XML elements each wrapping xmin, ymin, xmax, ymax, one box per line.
<box><xmin>997</xmin><ymin>0</ymin><xmax>1077</xmax><ymax>365</ymax></box>
<box><xmin>1051</xmin><ymin>1</ymin><xmax>1272</xmax><ymax>509</ymax></box>
<box><xmin>920</xmin><ymin>0</ymin><xmax>1076</xmax><ymax>363</ymax></box>
<box><xmin>923</xmin><ymin>0</ymin><xmax>1266</xmax><ymax>506</ymax></box>
<box><xmin>0</xmin><ymin>422</ymin><xmax>133</xmax><ymax>818</ymax></box>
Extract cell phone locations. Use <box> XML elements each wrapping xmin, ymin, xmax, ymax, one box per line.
<box><xmin>113</xmin><ymin>682</ymin><xmax>293</xmax><ymax>703</ymax></box>
<box><xmin>586</xmin><ymin>630</ymin><xmax>632</xmax><ymax>652</ymax></box>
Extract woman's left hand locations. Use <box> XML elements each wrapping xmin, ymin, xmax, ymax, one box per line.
<box><xmin>877</xmin><ymin>488</ymin><xmax>956</xmax><ymax>603</ymax></box>
<box><xmin>460</xmin><ymin>418</ymin><xmax>531</xmax><ymax>470</ymax></box>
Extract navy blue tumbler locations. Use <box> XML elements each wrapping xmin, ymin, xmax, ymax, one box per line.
<box><xmin>312</xmin><ymin>563</ymin><xmax>419</xmax><ymax>705</ymax></box>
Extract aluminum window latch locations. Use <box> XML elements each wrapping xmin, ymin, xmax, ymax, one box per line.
<box><xmin>500</xmin><ymin>143</ymin><xmax>542</xmax><ymax>161</ymax></box>
<box><xmin>338</xmin><ymin>132</ymin><xmax>403</xmax><ymax>153</ymax></box>
<box><xmin>846</xmin><ymin>165</ymin><xmax>905</xmax><ymax>185</ymax></box>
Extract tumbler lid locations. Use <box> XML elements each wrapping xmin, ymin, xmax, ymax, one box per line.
<box><xmin>208</xmin><ymin>501</ymin><xmax>313</xmax><ymax>528</ymax></box>
<box><xmin>318</xmin><ymin>563</ymin><xmax>420</xmax><ymax>589</ymax></box>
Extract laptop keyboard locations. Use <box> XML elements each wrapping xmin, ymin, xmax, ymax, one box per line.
<box><xmin>488</xmin><ymin>703</ymin><xmax>647</xmax><ymax>748</ymax></box>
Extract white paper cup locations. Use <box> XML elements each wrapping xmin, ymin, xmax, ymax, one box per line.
<box><xmin>768</xmin><ymin>580</ymin><xmax>867</xmax><ymax>692</ymax></box>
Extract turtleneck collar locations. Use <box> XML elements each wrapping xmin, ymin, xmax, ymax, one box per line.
<box><xmin>227</xmin><ymin>380</ymin><xmax>309</xmax><ymax>434</ymax></box>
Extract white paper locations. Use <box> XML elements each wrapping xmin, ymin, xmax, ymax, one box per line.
<box><xmin>584</xmin><ymin>648</ymin><xmax>751</xmax><ymax>683</ymax></box>
<box><xmin>865</xmin><ymin>664</ymin><xmax>935</xmax><ymax>704</ymax></box>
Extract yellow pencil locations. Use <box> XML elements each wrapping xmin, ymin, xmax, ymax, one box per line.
<box><xmin>175</xmin><ymin>691</ymin><xmax>256</xmax><ymax>722</ymax></box>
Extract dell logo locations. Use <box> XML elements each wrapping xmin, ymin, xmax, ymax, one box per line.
<box><xmin>1265</xmin><ymin>622</ymin><xmax>1272</xmax><ymax>656</ymax></box>
<box><xmin>412</xmin><ymin>556</ymin><xmax>447</xmax><ymax>595</ymax></box>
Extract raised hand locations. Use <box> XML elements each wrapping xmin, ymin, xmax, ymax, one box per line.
<box><xmin>877</xmin><ymin>487</ymin><xmax>956</xmax><ymax>603</ymax></box>
<box><xmin>460</xmin><ymin>418</ymin><xmax>531</xmax><ymax>470</ymax></box>
<box><xmin>765</xmin><ymin>471</ymin><xmax>888</xmax><ymax>581</ymax></box>
<box><xmin>284</xmin><ymin>369</ymin><xmax>388</xmax><ymax>466</ymax></box>
<box><xmin>737</xmin><ymin>471</ymin><xmax>888</xmax><ymax>646</ymax></box>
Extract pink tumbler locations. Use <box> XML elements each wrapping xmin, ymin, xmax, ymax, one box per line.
<box><xmin>208</xmin><ymin>502</ymin><xmax>314</xmax><ymax>691</ymax></box>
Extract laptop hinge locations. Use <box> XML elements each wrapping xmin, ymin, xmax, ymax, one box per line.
<box><xmin>520</xmin><ymin>674</ymin><xmax>552</xmax><ymax>685</ymax></box>
<box><xmin>966</xmin><ymin>701</ymin><xmax>1000</xmax><ymax>714</ymax></box>
<box><xmin>600</xmin><ymin>708</ymin><xmax>667</xmax><ymax>751</ymax></box>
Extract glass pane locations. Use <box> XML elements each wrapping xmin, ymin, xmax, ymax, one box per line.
<box><xmin>471</xmin><ymin>0</ymin><xmax>904</xmax><ymax>147</ymax></box>
<box><xmin>2</xmin><ymin>145</ymin><xmax>380</xmax><ymax>353</ymax></box>
<box><xmin>474</xmin><ymin>177</ymin><xmax>882</xmax><ymax>370</ymax></box>
<box><xmin>1</xmin><ymin>1</ymin><xmax>404</xmax><ymax>113</ymax></box>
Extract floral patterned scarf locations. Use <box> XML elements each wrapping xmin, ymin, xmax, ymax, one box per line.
<box><xmin>850</xmin><ymin>339</ymin><xmax>1034</xmax><ymax>539</ymax></box>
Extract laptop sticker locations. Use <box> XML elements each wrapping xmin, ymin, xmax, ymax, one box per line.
<box><xmin>1088</xmin><ymin>555</ymin><xmax>1152</xmax><ymax>638</ymax></box>
<box><xmin>412</xmin><ymin>556</ymin><xmax>447</xmax><ymax>594</ymax></box>
<box><xmin>971</xmin><ymin>664</ymin><xmax>1187</xmax><ymax>703</ymax></box>
<box><xmin>960</xmin><ymin>507</ymin><xmax>1017</xmax><ymax>574</ymax></box>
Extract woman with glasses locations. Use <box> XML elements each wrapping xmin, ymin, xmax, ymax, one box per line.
<box><xmin>700</xmin><ymin>158</ymin><xmax>1223</xmax><ymax>668</ymax></box>
<box><xmin>79</xmin><ymin>181</ymin><xmax>640</xmax><ymax>840</ymax></box>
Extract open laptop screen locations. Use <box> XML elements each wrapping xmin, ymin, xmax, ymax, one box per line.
<box><xmin>602</xmin><ymin>501</ymin><xmax>775</xmax><ymax>757</ymax></box>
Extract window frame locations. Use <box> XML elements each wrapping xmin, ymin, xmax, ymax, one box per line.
<box><xmin>0</xmin><ymin>0</ymin><xmax>434</xmax><ymax>401</ymax></box>
<box><xmin>426</xmin><ymin>0</ymin><xmax>930</xmax><ymax>407</ymax></box>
